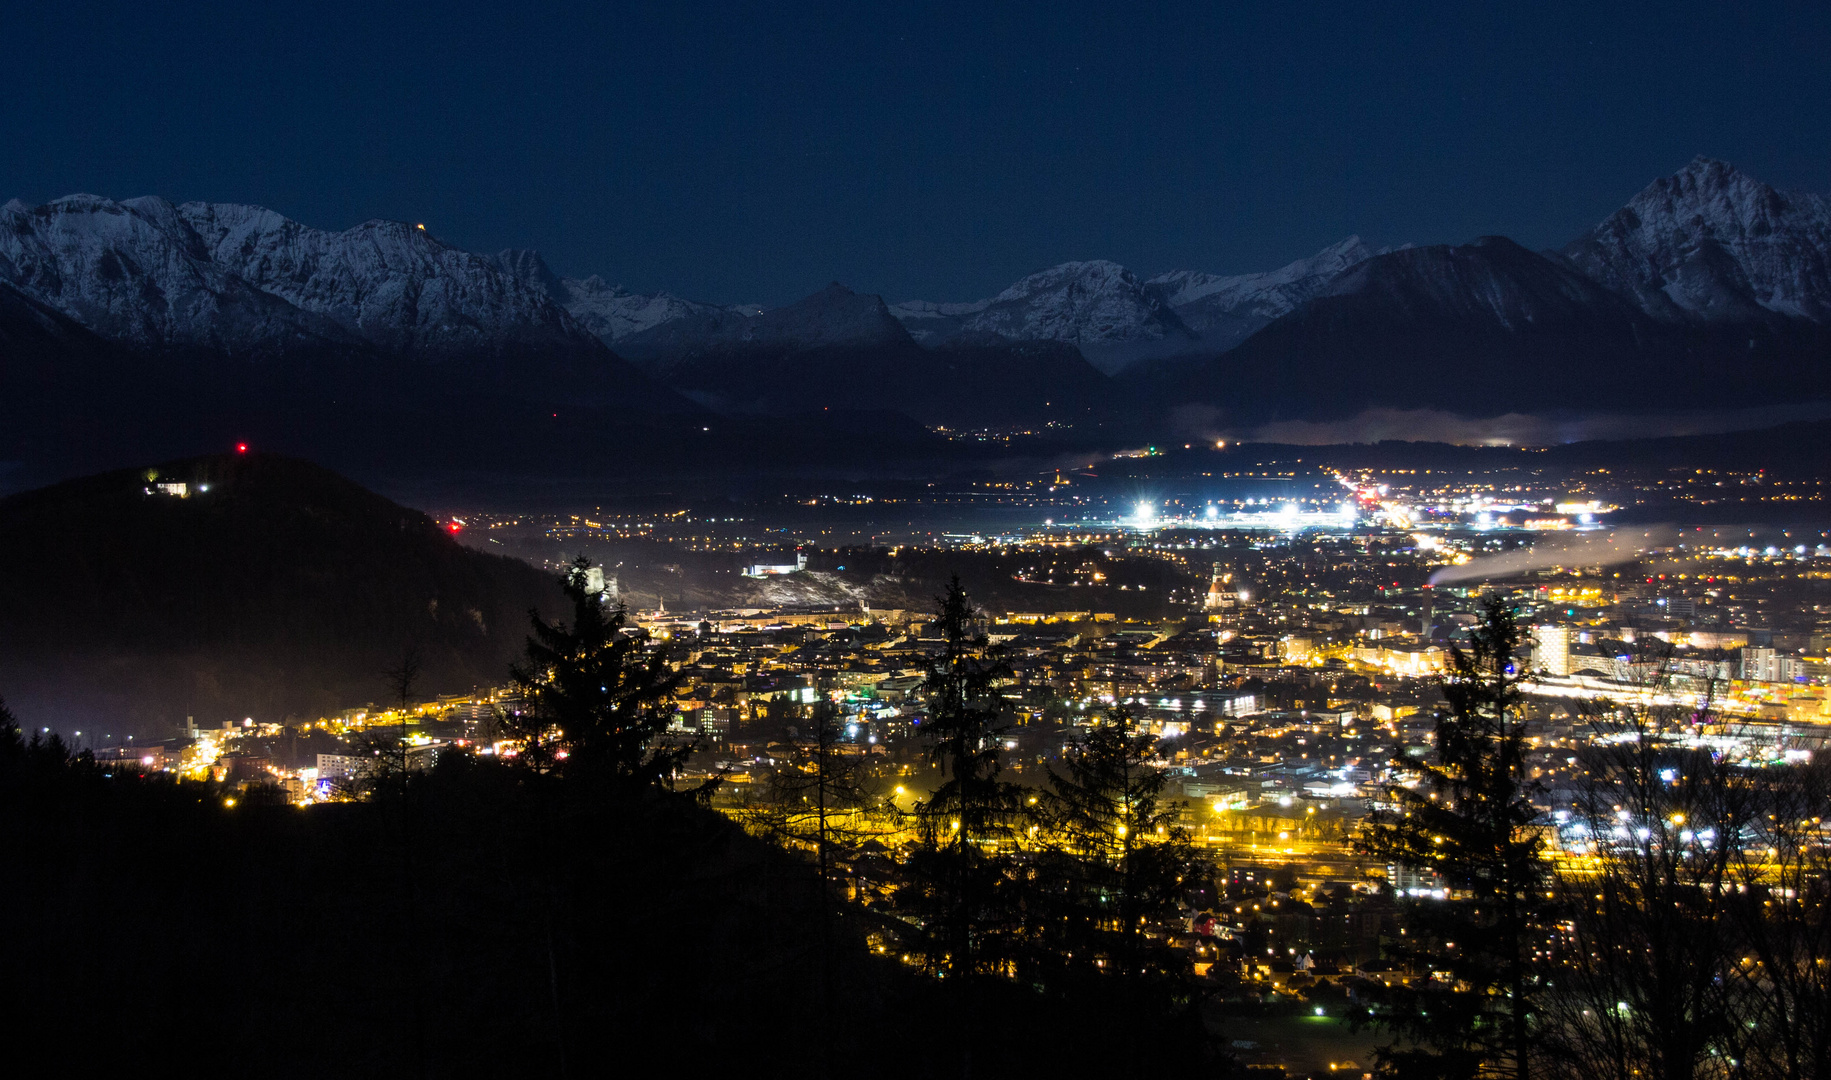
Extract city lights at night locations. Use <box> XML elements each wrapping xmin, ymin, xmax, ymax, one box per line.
<box><xmin>3</xmin><ymin>2</ymin><xmax>1828</xmax><ymax>1076</ymax></box>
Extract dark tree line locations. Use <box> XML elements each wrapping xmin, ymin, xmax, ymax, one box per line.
<box><xmin>1539</xmin><ymin>676</ymin><xmax>1831</xmax><ymax>1080</ymax></box>
<box><xmin>1357</xmin><ymin>597</ymin><xmax>1547</xmax><ymax>1080</ymax></box>
<box><xmin>891</xmin><ymin>578</ymin><xmax>1229</xmax><ymax>1077</ymax></box>
<box><xmin>0</xmin><ymin>558</ymin><xmax>896</xmax><ymax>1078</ymax></box>
<box><xmin>2</xmin><ymin>560</ymin><xmax>1243</xmax><ymax>1079</ymax></box>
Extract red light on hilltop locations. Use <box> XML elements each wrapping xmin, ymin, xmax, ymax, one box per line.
<box><xmin>236</xmin><ymin>443</ymin><xmax>248</xmax><ymax>454</ymax></box>
<box><xmin>448</xmin><ymin>522</ymin><xmax>462</xmax><ymax>533</ymax></box>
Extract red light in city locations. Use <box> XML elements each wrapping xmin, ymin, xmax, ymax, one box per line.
<box><xmin>448</xmin><ymin>523</ymin><xmax>462</xmax><ymax>533</ymax></box>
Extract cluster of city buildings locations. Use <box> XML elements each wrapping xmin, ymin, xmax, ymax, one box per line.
<box><xmin>77</xmin><ymin>506</ymin><xmax>1828</xmax><ymax>1059</ymax></box>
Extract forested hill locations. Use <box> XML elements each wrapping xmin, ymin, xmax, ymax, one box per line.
<box><xmin>0</xmin><ymin>451</ymin><xmax>563</xmax><ymax>732</ymax></box>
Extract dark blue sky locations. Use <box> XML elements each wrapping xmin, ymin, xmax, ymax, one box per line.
<box><xmin>4</xmin><ymin>1</ymin><xmax>1827</xmax><ymax>305</ymax></box>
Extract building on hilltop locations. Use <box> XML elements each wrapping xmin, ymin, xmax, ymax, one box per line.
<box><xmin>742</xmin><ymin>551</ymin><xmax>807</xmax><ymax>578</ymax></box>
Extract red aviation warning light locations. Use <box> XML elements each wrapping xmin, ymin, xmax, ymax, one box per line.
<box><xmin>236</xmin><ymin>443</ymin><xmax>248</xmax><ymax>454</ymax></box>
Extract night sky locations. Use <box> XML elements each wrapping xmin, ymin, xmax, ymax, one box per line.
<box><xmin>4</xmin><ymin>0</ymin><xmax>1827</xmax><ymax>305</ymax></box>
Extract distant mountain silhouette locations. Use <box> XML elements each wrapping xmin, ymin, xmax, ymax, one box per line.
<box><xmin>1142</xmin><ymin>232</ymin><xmax>1826</xmax><ymax>422</ymax></box>
<box><xmin>5</xmin><ymin>157</ymin><xmax>1828</xmax><ymax>462</ymax></box>
<box><xmin>613</xmin><ymin>283</ymin><xmax>1125</xmax><ymax>428</ymax></box>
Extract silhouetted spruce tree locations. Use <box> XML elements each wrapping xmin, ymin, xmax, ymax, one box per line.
<box><xmin>757</xmin><ymin>698</ymin><xmax>890</xmax><ymax>1074</ymax></box>
<box><xmin>0</xmin><ymin>695</ymin><xmax>100</xmax><ymax>794</ymax></box>
<box><xmin>491</xmin><ymin>557</ymin><xmax>702</xmax><ymax>1077</ymax></box>
<box><xmin>1031</xmin><ymin>706</ymin><xmax>1207</xmax><ymax>1007</ymax></box>
<box><xmin>1356</xmin><ymin>595</ymin><xmax>1547</xmax><ymax>1080</ymax></box>
<box><xmin>0</xmin><ymin>695</ymin><xmax>24</xmax><ymax>772</ymax></box>
<box><xmin>901</xmin><ymin>577</ymin><xmax>1023</xmax><ymax>984</ymax></box>
<box><xmin>502</xmin><ymin>556</ymin><xmax>693</xmax><ymax>790</ymax></box>
<box><xmin>381</xmin><ymin>644</ymin><xmax>422</xmax><ymax>778</ymax></box>
<box><xmin>762</xmin><ymin>699</ymin><xmax>887</xmax><ymax>892</ymax></box>
<box><xmin>343</xmin><ymin>645</ymin><xmax>425</xmax><ymax>797</ymax></box>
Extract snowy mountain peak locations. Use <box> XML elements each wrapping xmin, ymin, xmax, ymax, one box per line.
<box><xmin>889</xmin><ymin>258</ymin><xmax>1194</xmax><ymax>373</ymax></box>
<box><xmin>989</xmin><ymin>259</ymin><xmax>1137</xmax><ymax>301</ymax></box>
<box><xmin>0</xmin><ymin>193</ymin><xmax>601</xmax><ymax>358</ymax></box>
<box><xmin>1563</xmin><ymin>158</ymin><xmax>1831</xmax><ymax>323</ymax></box>
<box><xmin>0</xmin><ymin>193</ymin><xmax>350</xmax><ymax>351</ymax></box>
<box><xmin>1142</xmin><ymin>236</ymin><xmax>1380</xmax><ymax>353</ymax></box>
<box><xmin>1147</xmin><ymin>236</ymin><xmax>1375</xmax><ymax>309</ymax></box>
<box><xmin>551</xmin><ymin>277</ymin><xmax>731</xmax><ymax>346</ymax></box>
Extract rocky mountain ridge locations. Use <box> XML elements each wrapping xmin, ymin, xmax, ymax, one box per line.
<box><xmin>4</xmin><ymin>156</ymin><xmax>1826</xmax><ymax>455</ymax></box>
<box><xmin>889</xmin><ymin>260</ymin><xmax>1199</xmax><ymax>374</ymax></box>
<box><xmin>0</xmin><ymin>195</ymin><xmax>605</xmax><ymax>360</ymax></box>
<box><xmin>490</xmin><ymin>248</ymin><xmax>757</xmax><ymax>344</ymax></box>
<box><xmin>1562</xmin><ymin>155</ymin><xmax>1831</xmax><ymax>325</ymax></box>
<box><xmin>1143</xmin><ymin>236</ymin><xmax>1381</xmax><ymax>356</ymax></box>
<box><xmin>545</xmin><ymin>158</ymin><xmax>1828</xmax><ymax>377</ymax></box>
<box><xmin>0</xmin><ymin>195</ymin><xmax>722</xmax><ymax>481</ymax></box>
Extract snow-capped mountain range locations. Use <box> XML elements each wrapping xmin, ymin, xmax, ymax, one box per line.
<box><xmin>1562</xmin><ymin>156</ymin><xmax>1831</xmax><ymax>325</ymax></box>
<box><xmin>528</xmin><ymin>157</ymin><xmax>1830</xmax><ymax>384</ymax></box>
<box><xmin>1144</xmin><ymin>235</ymin><xmax>1384</xmax><ymax>355</ymax></box>
<box><xmin>489</xmin><ymin>249</ymin><xmax>765</xmax><ymax>345</ymax></box>
<box><xmin>0</xmin><ymin>194</ymin><xmax>599</xmax><ymax>359</ymax></box>
<box><xmin>539</xmin><ymin>240</ymin><xmax>1391</xmax><ymax>375</ymax></box>
<box><xmin>2</xmin><ymin>156</ymin><xmax>1826</xmax><ymax>447</ymax></box>
<box><xmin>889</xmin><ymin>260</ymin><xmax>1197</xmax><ymax>373</ymax></box>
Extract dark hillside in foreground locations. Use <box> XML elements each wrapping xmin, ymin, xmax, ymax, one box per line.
<box><xmin>2</xmin><ymin>743</ymin><xmax>1220</xmax><ymax>1080</ymax></box>
<box><xmin>0</xmin><ymin>452</ymin><xmax>563</xmax><ymax>732</ymax></box>
<box><xmin>0</xmin><ymin>752</ymin><xmax>904</xmax><ymax>1080</ymax></box>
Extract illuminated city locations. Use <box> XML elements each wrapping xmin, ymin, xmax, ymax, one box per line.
<box><xmin>5</xmin><ymin>5</ymin><xmax>1830</xmax><ymax>1077</ymax></box>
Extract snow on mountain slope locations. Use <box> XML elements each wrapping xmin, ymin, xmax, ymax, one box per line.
<box><xmin>890</xmin><ymin>260</ymin><xmax>1197</xmax><ymax>374</ymax></box>
<box><xmin>1145</xmin><ymin>236</ymin><xmax>1376</xmax><ymax>352</ymax></box>
<box><xmin>175</xmin><ymin>202</ymin><xmax>594</xmax><ymax>356</ymax></box>
<box><xmin>552</xmin><ymin>276</ymin><xmax>730</xmax><ymax>343</ymax></box>
<box><xmin>1563</xmin><ymin>156</ymin><xmax>1831</xmax><ymax>324</ymax></box>
<box><xmin>1168</xmin><ymin>235</ymin><xmax>1672</xmax><ymax>419</ymax></box>
<box><xmin>618</xmin><ymin>282</ymin><xmax>911</xmax><ymax>365</ymax></box>
<box><xmin>0</xmin><ymin>194</ymin><xmax>604</xmax><ymax>359</ymax></box>
<box><xmin>888</xmin><ymin>246</ymin><xmax>1383</xmax><ymax>371</ymax></box>
<box><xmin>1308</xmin><ymin>235</ymin><xmax>1642</xmax><ymax>329</ymax></box>
<box><xmin>0</xmin><ymin>195</ymin><xmax>359</xmax><ymax>353</ymax></box>
<box><xmin>489</xmin><ymin>249</ymin><xmax>738</xmax><ymax>345</ymax></box>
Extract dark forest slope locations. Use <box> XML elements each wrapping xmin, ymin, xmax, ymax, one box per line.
<box><xmin>0</xmin><ymin>452</ymin><xmax>563</xmax><ymax>731</ymax></box>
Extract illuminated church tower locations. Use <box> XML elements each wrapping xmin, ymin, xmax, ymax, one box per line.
<box><xmin>1204</xmin><ymin>564</ymin><xmax>1234</xmax><ymax>611</ymax></box>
